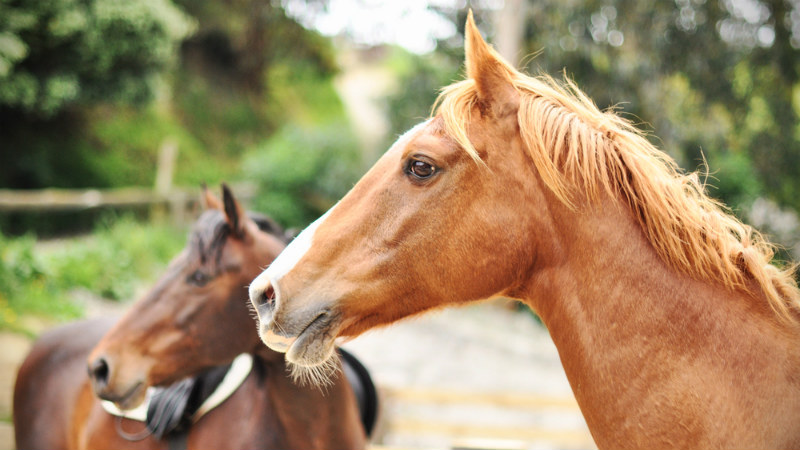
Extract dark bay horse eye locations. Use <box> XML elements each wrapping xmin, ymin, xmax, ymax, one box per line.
<box><xmin>407</xmin><ymin>159</ymin><xmax>437</xmax><ymax>179</ymax></box>
<box><xmin>187</xmin><ymin>270</ymin><xmax>210</xmax><ymax>287</ymax></box>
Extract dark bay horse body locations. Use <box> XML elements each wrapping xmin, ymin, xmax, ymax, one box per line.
<box><xmin>249</xmin><ymin>14</ymin><xmax>800</xmax><ymax>449</ymax></box>
<box><xmin>14</xmin><ymin>186</ymin><xmax>371</xmax><ymax>450</ymax></box>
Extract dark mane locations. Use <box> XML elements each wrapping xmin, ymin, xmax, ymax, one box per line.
<box><xmin>188</xmin><ymin>210</ymin><xmax>290</xmax><ymax>266</ymax></box>
<box><xmin>248</xmin><ymin>212</ymin><xmax>292</xmax><ymax>244</ymax></box>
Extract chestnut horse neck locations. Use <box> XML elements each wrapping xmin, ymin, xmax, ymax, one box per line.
<box><xmin>431</xmin><ymin>36</ymin><xmax>800</xmax><ymax>447</ymax></box>
<box><xmin>435</xmin><ymin>72</ymin><xmax>800</xmax><ymax>325</ymax></box>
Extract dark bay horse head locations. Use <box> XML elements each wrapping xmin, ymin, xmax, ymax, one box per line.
<box><xmin>88</xmin><ymin>185</ymin><xmax>289</xmax><ymax>409</ymax></box>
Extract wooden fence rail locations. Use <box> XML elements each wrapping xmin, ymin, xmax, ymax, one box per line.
<box><xmin>0</xmin><ymin>187</ymin><xmax>187</xmax><ymax>211</ymax></box>
<box><xmin>0</xmin><ymin>183</ymin><xmax>257</xmax><ymax>224</ymax></box>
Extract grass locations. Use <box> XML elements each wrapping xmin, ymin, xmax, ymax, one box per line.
<box><xmin>0</xmin><ymin>215</ymin><xmax>185</xmax><ymax>334</ymax></box>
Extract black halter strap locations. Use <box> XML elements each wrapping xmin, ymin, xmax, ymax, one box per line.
<box><xmin>339</xmin><ymin>348</ymin><xmax>379</xmax><ymax>438</ymax></box>
<box><xmin>146</xmin><ymin>363</ymin><xmax>231</xmax><ymax>439</ymax></box>
<box><xmin>116</xmin><ymin>362</ymin><xmax>231</xmax><ymax>449</ymax></box>
<box><xmin>117</xmin><ymin>351</ymin><xmax>379</xmax><ymax>447</ymax></box>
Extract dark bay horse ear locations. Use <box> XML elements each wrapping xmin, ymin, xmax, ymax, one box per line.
<box><xmin>464</xmin><ymin>10</ymin><xmax>518</xmax><ymax>116</ymax></box>
<box><xmin>221</xmin><ymin>183</ymin><xmax>247</xmax><ymax>238</ymax></box>
<box><xmin>203</xmin><ymin>183</ymin><xmax>224</xmax><ymax>210</ymax></box>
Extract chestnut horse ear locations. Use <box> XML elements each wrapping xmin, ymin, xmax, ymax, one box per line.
<box><xmin>464</xmin><ymin>10</ymin><xmax>518</xmax><ymax>115</ymax></box>
<box><xmin>202</xmin><ymin>183</ymin><xmax>223</xmax><ymax>210</ymax></box>
<box><xmin>221</xmin><ymin>183</ymin><xmax>246</xmax><ymax>238</ymax></box>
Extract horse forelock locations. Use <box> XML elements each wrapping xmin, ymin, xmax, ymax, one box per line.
<box><xmin>188</xmin><ymin>210</ymin><xmax>288</xmax><ymax>268</ymax></box>
<box><xmin>187</xmin><ymin>210</ymin><xmax>230</xmax><ymax>268</ymax></box>
<box><xmin>434</xmin><ymin>69</ymin><xmax>800</xmax><ymax>324</ymax></box>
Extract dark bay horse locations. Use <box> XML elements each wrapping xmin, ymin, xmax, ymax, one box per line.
<box><xmin>14</xmin><ymin>185</ymin><xmax>373</xmax><ymax>450</ymax></box>
<box><xmin>248</xmin><ymin>12</ymin><xmax>800</xmax><ymax>449</ymax></box>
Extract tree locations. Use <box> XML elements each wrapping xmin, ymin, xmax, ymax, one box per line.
<box><xmin>0</xmin><ymin>0</ymin><xmax>193</xmax><ymax>117</ymax></box>
<box><xmin>510</xmin><ymin>0</ymin><xmax>800</xmax><ymax>213</ymax></box>
<box><xmin>169</xmin><ymin>0</ymin><xmax>339</xmax><ymax>154</ymax></box>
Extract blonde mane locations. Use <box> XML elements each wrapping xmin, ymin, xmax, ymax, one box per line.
<box><xmin>434</xmin><ymin>70</ymin><xmax>800</xmax><ymax>324</ymax></box>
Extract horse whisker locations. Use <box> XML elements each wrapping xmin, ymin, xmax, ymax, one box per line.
<box><xmin>287</xmin><ymin>356</ymin><xmax>340</xmax><ymax>390</ymax></box>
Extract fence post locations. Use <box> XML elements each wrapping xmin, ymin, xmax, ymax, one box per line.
<box><xmin>155</xmin><ymin>138</ymin><xmax>178</xmax><ymax>195</ymax></box>
<box><xmin>153</xmin><ymin>138</ymin><xmax>179</xmax><ymax>223</ymax></box>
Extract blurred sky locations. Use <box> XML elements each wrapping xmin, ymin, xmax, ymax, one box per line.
<box><xmin>281</xmin><ymin>0</ymin><xmax>785</xmax><ymax>53</ymax></box>
<box><xmin>282</xmin><ymin>0</ymin><xmax>501</xmax><ymax>53</ymax></box>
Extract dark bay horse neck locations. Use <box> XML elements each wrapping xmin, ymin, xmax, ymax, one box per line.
<box><xmin>248</xmin><ymin>13</ymin><xmax>800</xmax><ymax>449</ymax></box>
<box><xmin>14</xmin><ymin>186</ymin><xmax>367</xmax><ymax>450</ymax></box>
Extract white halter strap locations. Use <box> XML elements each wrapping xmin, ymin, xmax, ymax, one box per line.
<box><xmin>101</xmin><ymin>353</ymin><xmax>254</xmax><ymax>423</ymax></box>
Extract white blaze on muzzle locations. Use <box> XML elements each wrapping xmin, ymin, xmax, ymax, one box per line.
<box><xmin>249</xmin><ymin>203</ymin><xmax>336</xmax><ymax>305</ymax></box>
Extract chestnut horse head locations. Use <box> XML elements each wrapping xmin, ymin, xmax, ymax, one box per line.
<box><xmin>88</xmin><ymin>185</ymin><xmax>289</xmax><ymax>409</ymax></box>
<box><xmin>250</xmin><ymin>13</ymin><xmax>800</xmax><ymax>447</ymax></box>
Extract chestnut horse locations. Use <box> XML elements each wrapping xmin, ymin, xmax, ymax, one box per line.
<box><xmin>249</xmin><ymin>13</ymin><xmax>800</xmax><ymax>450</ymax></box>
<box><xmin>14</xmin><ymin>186</ymin><xmax>373</xmax><ymax>450</ymax></box>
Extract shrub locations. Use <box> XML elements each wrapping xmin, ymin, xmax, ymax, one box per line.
<box><xmin>0</xmin><ymin>215</ymin><xmax>185</xmax><ymax>332</ymax></box>
<box><xmin>243</xmin><ymin>121</ymin><xmax>362</xmax><ymax>228</ymax></box>
<box><xmin>0</xmin><ymin>233</ymin><xmax>81</xmax><ymax>332</ymax></box>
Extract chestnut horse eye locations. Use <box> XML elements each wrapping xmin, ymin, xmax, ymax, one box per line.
<box><xmin>407</xmin><ymin>159</ymin><xmax>437</xmax><ymax>179</ymax></box>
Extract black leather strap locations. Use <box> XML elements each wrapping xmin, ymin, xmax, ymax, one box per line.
<box><xmin>339</xmin><ymin>348</ymin><xmax>379</xmax><ymax>438</ymax></box>
<box><xmin>145</xmin><ymin>363</ymin><xmax>232</xmax><ymax>443</ymax></box>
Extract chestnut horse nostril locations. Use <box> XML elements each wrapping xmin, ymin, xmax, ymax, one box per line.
<box><xmin>88</xmin><ymin>357</ymin><xmax>110</xmax><ymax>390</ymax></box>
<box><xmin>254</xmin><ymin>284</ymin><xmax>276</xmax><ymax>310</ymax></box>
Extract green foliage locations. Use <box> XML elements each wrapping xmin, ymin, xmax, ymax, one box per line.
<box><xmin>242</xmin><ymin>54</ymin><xmax>361</xmax><ymax>228</ymax></box>
<box><xmin>383</xmin><ymin>47</ymin><xmax>461</xmax><ymax>138</ymax></box>
<box><xmin>0</xmin><ymin>104</ymin><xmax>212</xmax><ymax>192</ymax></box>
<box><xmin>86</xmin><ymin>106</ymin><xmax>215</xmax><ymax>187</ymax></box>
<box><xmin>507</xmin><ymin>0</ymin><xmax>800</xmax><ymax>215</ymax></box>
<box><xmin>0</xmin><ymin>216</ymin><xmax>185</xmax><ymax>332</ymax></box>
<box><xmin>46</xmin><ymin>215</ymin><xmax>184</xmax><ymax>300</ymax></box>
<box><xmin>166</xmin><ymin>0</ymin><xmax>339</xmax><ymax>163</ymax></box>
<box><xmin>266</xmin><ymin>60</ymin><xmax>347</xmax><ymax>126</ymax></box>
<box><xmin>0</xmin><ymin>233</ymin><xmax>82</xmax><ymax>332</ymax></box>
<box><xmin>0</xmin><ymin>0</ymin><xmax>193</xmax><ymax>116</ymax></box>
<box><xmin>0</xmin><ymin>0</ymin><xmax>200</xmax><ymax>206</ymax></box>
<box><xmin>707</xmin><ymin>151</ymin><xmax>764</xmax><ymax>209</ymax></box>
<box><xmin>172</xmin><ymin>71</ymin><xmax>268</xmax><ymax>157</ymax></box>
<box><xmin>0</xmin><ymin>0</ymin><xmax>345</xmax><ymax>228</ymax></box>
<box><xmin>243</xmin><ymin>121</ymin><xmax>361</xmax><ymax>228</ymax></box>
